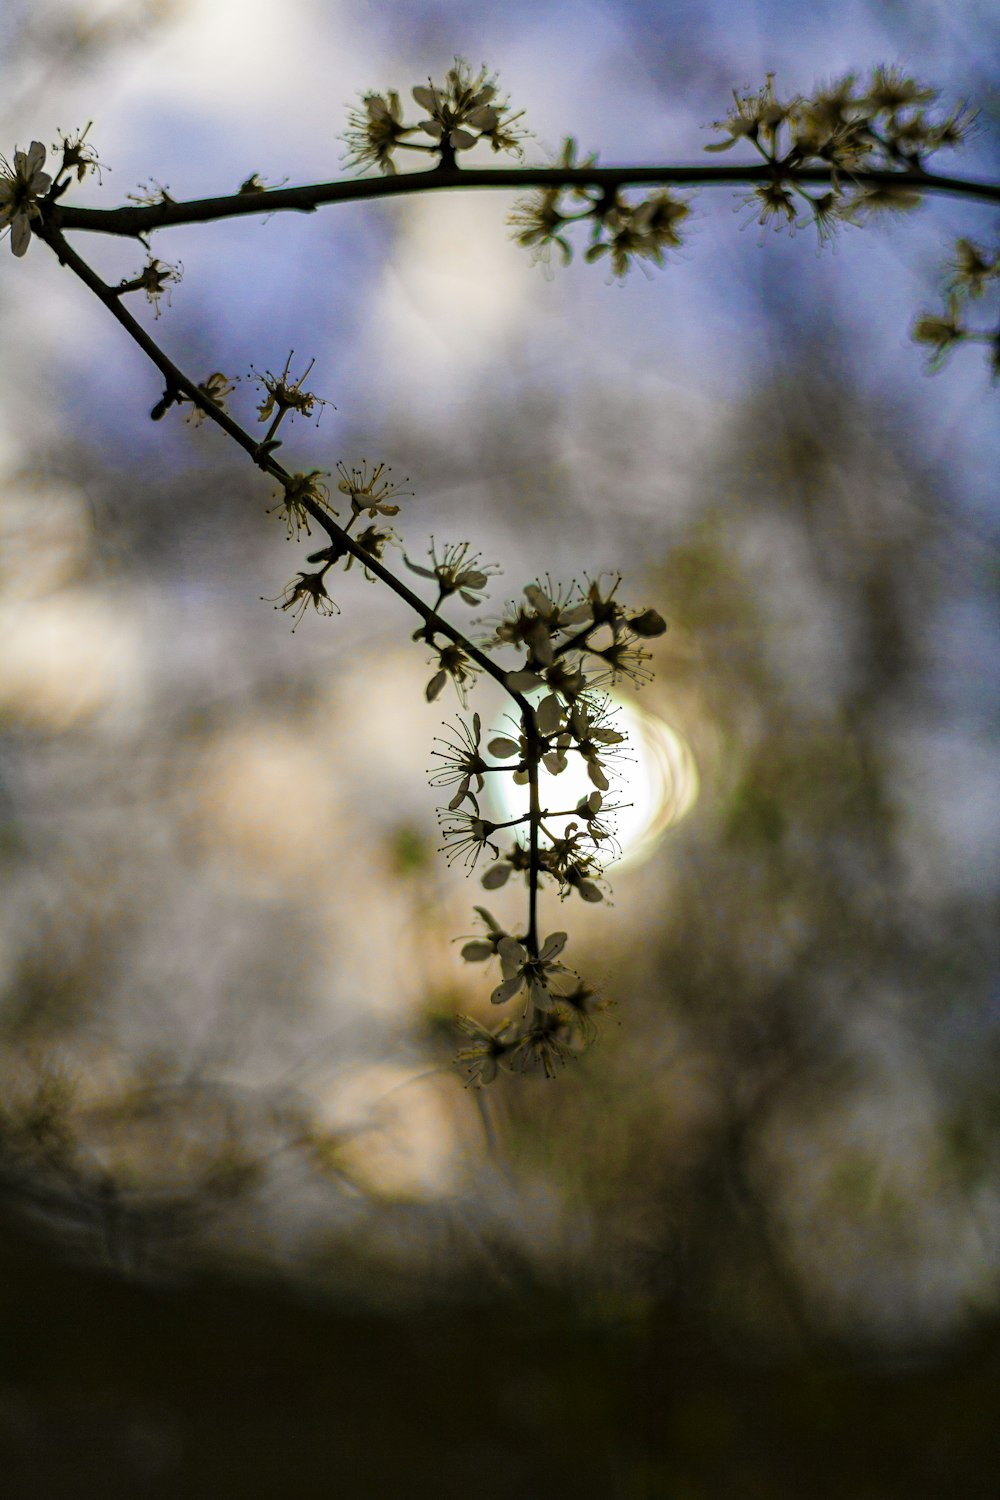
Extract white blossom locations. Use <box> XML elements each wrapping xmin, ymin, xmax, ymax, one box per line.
<box><xmin>0</xmin><ymin>141</ymin><xmax>52</xmax><ymax>256</ymax></box>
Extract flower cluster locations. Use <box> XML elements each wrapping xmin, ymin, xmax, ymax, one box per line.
<box><xmin>510</xmin><ymin>138</ymin><xmax>689</xmax><ymax>277</ymax></box>
<box><xmin>457</xmin><ymin>1004</ymin><xmax>596</xmax><ymax>1083</ymax></box>
<box><xmin>483</xmin><ymin>805</ymin><xmax>612</xmax><ymax>904</ymax></box>
<box><xmin>435</xmin><ymin>577</ymin><xmax>663</xmax><ymax>886</ymax></box>
<box><xmin>587</xmin><ymin>190</ymin><xmax>690</xmax><ymax>279</ymax></box>
<box><xmin>493</xmin><ymin>575</ymin><xmax>663</xmax><ymax>696</ymax></box>
<box><xmin>263</xmin><ymin>493</ymin><xmax>403</xmax><ymax>628</ymax></box>
<box><xmin>415</xmin><ymin>571</ymin><xmax>665</xmax><ymax>1075</ymax></box>
<box><xmin>456</xmin><ymin>913</ymin><xmax>612</xmax><ymax>1083</ymax></box>
<box><xmin>509</xmin><ymin>137</ymin><xmax>596</xmax><ymax>267</ymax></box>
<box><xmin>913</xmin><ymin>235</ymin><xmax>1000</xmax><ymax>379</ymax></box>
<box><xmin>412</xmin><ymin>61</ymin><xmax>526</xmax><ymax>159</ymax></box>
<box><xmin>8</xmin><ymin>58</ymin><xmax>991</xmax><ymax>1095</ymax></box>
<box><xmin>344</xmin><ymin>59</ymin><xmax>526</xmax><ymax>174</ymax></box>
<box><xmin>198</xmin><ymin>353</ymin><xmax>648</xmax><ymax>1075</ymax></box>
<box><xmin>0</xmin><ymin>126</ymin><xmax>109</xmax><ymax>257</ymax></box>
<box><xmin>706</xmin><ymin>67</ymin><xmax>972</xmax><ymax>242</ymax></box>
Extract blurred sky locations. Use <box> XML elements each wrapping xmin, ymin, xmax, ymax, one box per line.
<box><xmin>0</xmin><ymin>0</ymin><xmax>998</xmax><ymax>1338</ymax></box>
<box><xmin>1</xmin><ymin>0</ymin><xmax>992</xmax><ymax>856</ymax></box>
<box><xmin>1</xmin><ymin>0</ymin><xmax>998</xmax><ymax>521</ymax></box>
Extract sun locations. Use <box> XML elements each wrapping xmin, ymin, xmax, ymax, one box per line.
<box><xmin>487</xmin><ymin>694</ymin><xmax>698</xmax><ymax>871</ymax></box>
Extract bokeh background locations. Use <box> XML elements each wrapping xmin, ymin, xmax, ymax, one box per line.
<box><xmin>1</xmin><ymin>1</ymin><xmax>998</xmax><ymax>1494</ymax></box>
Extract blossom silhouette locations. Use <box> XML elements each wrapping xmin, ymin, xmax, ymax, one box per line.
<box><xmin>343</xmin><ymin>91</ymin><xmax>409</xmax><ymax>175</ymax></box>
<box><xmin>430</xmin><ymin>713</ymin><xmax>489</xmax><ymax>810</ymax></box>
<box><xmin>265</xmin><ymin>571</ymin><xmax>340</xmax><ymax>631</ymax></box>
<box><xmin>405</xmin><ymin>540</ymin><xmax>497</xmax><ymax>605</ymax></box>
<box><xmin>490</xmin><ymin>932</ymin><xmax>570</xmax><ymax>1010</ymax></box>
<box><xmin>336</xmin><ymin>461</ymin><xmax>410</xmax><ymax>519</ymax></box>
<box><xmin>267</xmin><ymin>471</ymin><xmax>334</xmax><ymax>540</ymax></box>
<box><xmin>0</xmin><ymin>142</ymin><xmax>52</xmax><ymax>256</ymax></box>
<box><xmin>455</xmin><ymin>1015</ymin><xmax>516</xmax><ymax>1086</ymax></box>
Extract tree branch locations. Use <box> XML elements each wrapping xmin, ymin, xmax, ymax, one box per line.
<box><xmin>46</xmin><ymin>161</ymin><xmax>1000</xmax><ymax>239</ymax></box>
<box><xmin>37</xmin><ymin>216</ymin><xmax>549</xmax><ymax>956</ymax></box>
<box><xmin>35</xmin><ymin>221</ymin><xmax>532</xmax><ymax>707</ymax></box>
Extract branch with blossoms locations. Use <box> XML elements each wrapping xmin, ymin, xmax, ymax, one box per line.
<box><xmin>19</xmin><ymin>186</ymin><xmax>662</xmax><ymax>1087</ymax></box>
<box><xmin>913</xmin><ymin>235</ymin><xmax>1000</xmax><ymax>378</ymax></box>
<box><xmin>1</xmin><ymin>58</ymin><xmax>998</xmax><ymax>1087</ymax></box>
<box><xmin>16</xmin><ymin>63</ymin><xmax>1000</xmax><ymax>376</ymax></box>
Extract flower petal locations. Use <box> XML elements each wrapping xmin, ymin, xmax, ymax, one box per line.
<box><xmin>461</xmin><ymin>940</ymin><xmax>495</xmax><ymax>962</ymax></box>
<box><xmin>536</xmin><ymin>693</ymin><xmax>563</xmax><ymax>737</ymax></box>
<box><xmin>448</xmin><ymin>780</ymin><xmax>472</xmax><ymax>811</ymax></box>
<box><xmin>629</xmin><ymin>608</ymin><xmax>667</xmax><ymax>637</ymax></box>
<box><xmin>526</xmin><ymin>975</ymin><xmax>553</xmax><ymax>1010</ymax></box>
<box><xmin>11</xmin><ymin>214</ymin><xmax>31</xmax><ymax>256</ymax></box>
<box><xmin>497</xmin><ymin>935</ymin><xmax>527</xmax><ymax>975</ymax></box>
<box><xmin>491</xmin><ymin>975</ymin><xmax>524</xmax><ymax>1006</ymax></box>
<box><xmin>524</xmin><ymin>585</ymin><xmax>553</xmax><ymax>613</ymax></box>
<box><xmin>506</xmin><ymin>670</ymin><xmax>544</xmax><ymax>693</ymax></box>
<box><xmin>488</xmin><ymin>737</ymin><xmax>520</xmax><ymax>759</ymax></box>
<box><xmin>588</xmin><ymin>761</ymin><xmax>610</xmax><ymax>791</ymax></box>
<box><xmin>528</xmin><ymin>622</ymin><xmax>555</xmax><ymax>666</ymax></box>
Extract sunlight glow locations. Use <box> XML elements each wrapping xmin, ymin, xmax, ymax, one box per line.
<box><xmin>489</xmin><ymin>696</ymin><xmax>698</xmax><ymax>871</ymax></box>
